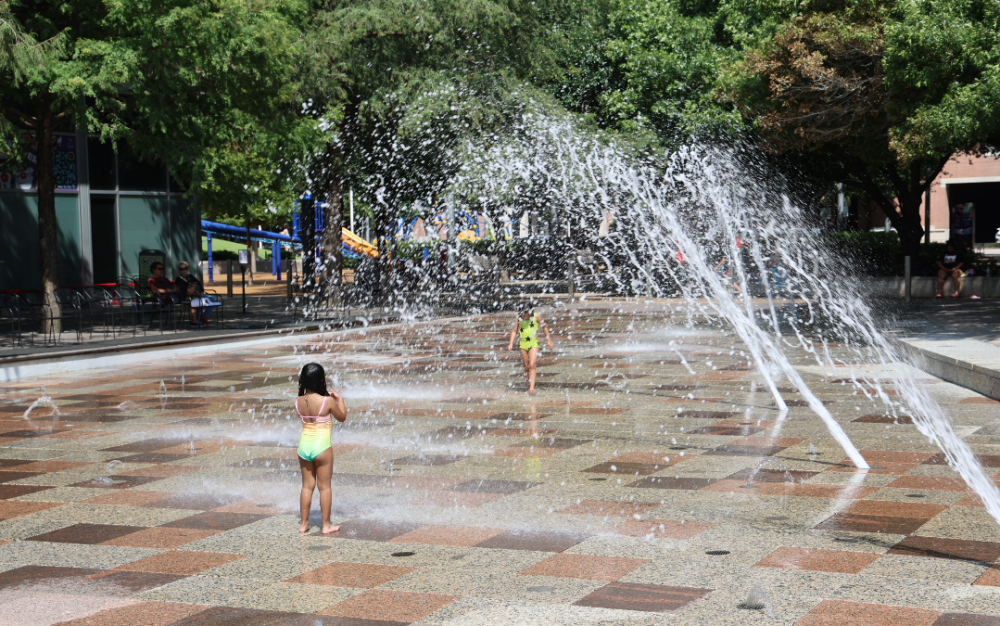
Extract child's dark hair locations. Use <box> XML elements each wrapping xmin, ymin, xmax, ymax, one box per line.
<box><xmin>298</xmin><ymin>363</ymin><xmax>329</xmax><ymax>397</ymax></box>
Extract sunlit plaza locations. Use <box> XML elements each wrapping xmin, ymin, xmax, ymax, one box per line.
<box><xmin>1</xmin><ymin>302</ymin><xmax>999</xmax><ymax>625</ymax></box>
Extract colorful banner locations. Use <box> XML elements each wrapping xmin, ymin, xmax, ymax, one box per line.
<box><xmin>0</xmin><ymin>133</ymin><xmax>78</xmax><ymax>191</ymax></box>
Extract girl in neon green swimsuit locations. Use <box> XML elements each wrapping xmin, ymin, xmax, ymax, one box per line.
<box><xmin>295</xmin><ymin>363</ymin><xmax>347</xmax><ymax>534</ymax></box>
<box><xmin>508</xmin><ymin>309</ymin><xmax>554</xmax><ymax>395</ymax></box>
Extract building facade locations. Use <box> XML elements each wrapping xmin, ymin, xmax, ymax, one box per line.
<box><xmin>0</xmin><ymin>129</ymin><xmax>201</xmax><ymax>291</ymax></box>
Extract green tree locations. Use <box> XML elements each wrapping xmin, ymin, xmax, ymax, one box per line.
<box><xmin>296</xmin><ymin>0</ymin><xmax>553</xmax><ymax>303</ymax></box>
<box><xmin>722</xmin><ymin>0</ymin><xmax>1000</xmax><ymax>257</ymax></box>
<box><xmin>0</xmin><ymin>0</ymin><xmax>303</xmax><ymax>330</ymax></box>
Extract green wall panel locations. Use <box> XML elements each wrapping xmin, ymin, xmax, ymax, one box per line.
<box><xmin>0</xmin><ymin>193</ymin><xmax>80</xmax><ymax>289</ymax></box>
<box><xmin>170</xmin><ymin>197</ymin><xmax>200</xmax><ymax>279</ymax></box>
<box><xmin>118</xmin><ymin>196</ymin><xmax>169</xmax><ymax>278</ymax></box>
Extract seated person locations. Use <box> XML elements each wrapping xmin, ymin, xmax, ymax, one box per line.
<box><xmin>147</xmin><ymin>262</ymin><xmax>179</xmax><ymax>305</ymax></box>
<box><xmin>937</xmin><ymin>241</ymin><xmax>965</xmax><ymax>298</ymax></box>
<box><xmin>174</xmin><ymin>262</ymin><xmax>218</xmax><ymax>326</ymax></box>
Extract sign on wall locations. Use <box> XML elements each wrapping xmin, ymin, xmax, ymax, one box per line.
<box><xmin>0</xmin><ymin>133</ymin><xmax>78</xmax><ymax>191</ymax></box>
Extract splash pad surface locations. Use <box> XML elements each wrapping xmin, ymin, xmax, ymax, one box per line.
<box><xmin>2</xmin><ymin>303</ymin><xmax>1000</xmax><ymax>625</ymax></box>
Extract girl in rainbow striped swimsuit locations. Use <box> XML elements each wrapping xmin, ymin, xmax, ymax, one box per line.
<box><xmin>295</xmin><ymin>363</ymin><xmax>347</xmax><ymax>534</ymax></box>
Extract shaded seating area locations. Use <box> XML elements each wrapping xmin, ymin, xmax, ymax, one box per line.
<box><xmin>0</xmin><ymin>278</ymin><xmax>226</xmax><ymax>347</ymax></box>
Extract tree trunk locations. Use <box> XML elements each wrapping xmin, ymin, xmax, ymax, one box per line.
<box><xmin>36</xmin><ymin>101</ymin><xmax>62</xmax><ymax>335</ymax></box>
<box><xmin>898</xmin><ymin>194</ymin><xmax>925</xmax><ymax>262</ymax></box>
<box><xmin>321</xmin><ymin>146</ymin><xmax>344</xmax><ymax>308</ymax></box>
<box><xmin>373</xmin><ymin>206</ymin><xmax>391</xmax><ymax>299</ymax></box>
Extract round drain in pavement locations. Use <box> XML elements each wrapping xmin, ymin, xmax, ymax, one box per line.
<box><xmin>833</xmin><ymin>537</ymin><xmax>858</xmax><ymax>543</ymax></box>
<box><xmin>669</xmin><ymin>446</ymin><xmax>686</xmax><ymax>450</ymax></box>
<box><xmin>391</xmin><ymin>551</ymin><xmax>416</xmax><ymax>557</ymax></box>
<box><xmin>588</xmin><ymin>477</ymin><xmax>607</xmax><ymax>481</ymax></box>
<box><xmin>705</xmin><ymin>549</ymin><xmax>730</xmax><ymax>556</ymax></box>
<box><xmin>308</xmin><ymin>546</ymin><xmax>330</xmax><ymax>551</ymax></box>
<box><xmin>450</xmin><ymin>555</ymin><xmax>466</xmax><ymax>561</ymax></box>
<box><xmin>528</xmin><ymin>586</ymin><xmax>554</xmax><ymax>593</ymax></box>
<box><xmin>905</xmin><ymin>493</ymin><xmax>927</xmax><ymax>498</ymax></box>
<box><xmin>257</xmin><ymin>503</ymin><xmax>273</xmax><ymax>507</ymax></box>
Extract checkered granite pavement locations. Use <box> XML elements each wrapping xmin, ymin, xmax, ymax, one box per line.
<box><xmin>3</xmin><ymin>301</ymin><xmax>1000</xmax><ymax>624</ymax></box>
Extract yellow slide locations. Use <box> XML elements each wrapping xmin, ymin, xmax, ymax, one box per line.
<box><xmin>342</xmin><ymin>228</ymin><xmax>378</xmax><ymax>257</ymax></box>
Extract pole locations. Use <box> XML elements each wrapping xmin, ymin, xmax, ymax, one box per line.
<box><xmin>242</xmin><ymin>264</ymin><xmax>247</xmax><ymax>313</ymax></box>
<box><xmin>275</xmin><ymin>241</ymin><xmax>281</xmax><ymax>281</ymax></box>
<box><xmin>924</xmin><ymin>189</ymin><xmax>931</xmax><ymax>244</ymax></box>
<box><xmin>837</xmin><ymin>183</ymin><xmax>846</xmax><ymax>230</ymax></box>
<box><xmin>350</xmin><ymin>188</ymin><xmax>354</xmax><ymax>233</ymax></box>
<box><xmin>566</xmin><ymin>251</ymin><xmax>575</xmax><ymax>299</ymax></box>
<box><xmin>905</xmin><ymin>256</ymin><xmax>911</xmax><ymax>303</ymax></box>
<box><xmin>227</xmin><ymin>260</ymin><xmax>233</xmax><ymax>297</ymax></box>
<box><xmin>446</xmin><ymin>195</ymin><xmax>455</xmax><ymax>273</ymax></box>
<box><xmin>286</xmin><ymin>259</ymin><xmax>293</xmax><ymax>303</ymax></box>
<box><xmin>207</xmin><ymin>233</ymin><xmax>213</xmax><ymax>283</ymax></box>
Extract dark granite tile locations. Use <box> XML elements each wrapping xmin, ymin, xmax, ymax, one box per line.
<box><xmin>687</xmin><ymin>426</ymin><xmax>764</xmax><ymax>436</ymax></box>
<box><xmin>228</xmin><ymin>458</ymin><xmax>298</xmax><ymax>470</ymax></box>
<box><xmin>71</xmin><ymin>475</ymin><xmax>164</xmax><ymax>490</ymax></box>
<box><xmin>2</xmin><ymin>429</ymin><xmax>68</xmax><ymax>438</ymax></box>
<box><xmin>583</xmin><ymin>462</ymin><xmax>669</xmax><ymax>476</ymax></box>
<box><xmin>167</xmin><ymin>607</ymin><xmax>303</xmax><ymax>626</ymax></box>
<box><xmin>146</xmin><ymin>494</ymin><xmax>246</xmax><ymax>511</ymax></box>
<box><xmin>474</xmin><ymin>529</ymin><xmax>588</xmax><ymax>552</ymax></box>
<box><xmin>571</xmin><ymin>407</ymin><xmax>633</xmax><ymax>415</ymax></box>
<box><xmin>573</xmin><ymin>582</ymin><xmax>713</xmax><ymax>612</ymax></box>
<box><xmin>113</xmin><ymin>453</ymin><xmax>193</xmax><ymax>464</ymax></box>
<box><xmin>628</xmin><ymin>477</ymin><xmax>719</xmax><ymax>490</ymax></box>
<box><xmin>814</xmin><ymin>514</ymin><xmax>932</xmax><ymax>535</ymax></box>
<box><xmin>923</xmin><ymin>453</ymin><xmax>1000</xmax><ymax>468</ymax></box>
<box><xmin>0</xmin><ymin>484</ymin><xmax>52</xmax><ymax>499</ymax></box>
<box><xmin>86</xmin><ymin>570</ymin><xmax>186</xmax><ymax>593</ymax></box>
<box><xmin>934</xmin><ymin>614</ymin><xmax>1000</xmax><ymax>626</ymax></box>
<box><xmin>0</xmin><ymin>470</ymin><xmax>43</xmax><ymax>482</ymax></box>
<box><xmin>485</xmin><ymin>413</ymin><xmax>553</xmax><ymax>421</ymax></box>
<box><xmin>27</xmin><ymin>523</ymin><xmax>147</xmax><ymax>545</ymax></box>
<box><xmin>276</xmin><ymin>617</ymin><xmax>409</xmax><ymax>626</ymax></box>
<box><xmin>0</xmin><ymin>565</ymin><xmax>102</xmax><ymax>591</ymax></box>
<box><xmin>673</xmin><ymin>410</ymin><xmax>738</xmax><ymax>419</ymax></box>
<box><xmin>0</xmin><ymin>459</ymin><xmax>29</xmax><ymax>469</ymax></box>
<box><xmin>516</xmin><ymin>438</ymin><xmax>590</xmax><ymax>449</ymax></box>
<box><xmin>392</xmin><ymin>455</ymin><xmax>465</xmax><ymax>466</ymax></box>
<box><xmin>450</xmin><ymin>479</ymin><xmax>539</xmax><ymax>494</ymax></box>
<box><xmin>727</xmin><ymin>468</ymin><xmax>818</xmax><ymax>483</ymax></box>
<box><xmin>888</xmin><ymin>536</ymin><xmax>1000</xmax><ymax>563</ymax></box>
<box><xmin>650</xmin><ymin>385</ymin><xmax>705</xmax><ymax>391</ymax></box>
<box><xmin>854</xmin><ymin>415</ymin><xmax>914</xmax><ymax>424</ymax></box>
<box><xmin>704</xmin><ymin>445</ymin><xmax>787</xmax><ymax>457</ymax></box>
<box><xmin>160</xmin><ymin>512</ymin><xmax>268</xmax><ymax>531</ymax></box>
<box><xmin>534</xmin><ymin>382</ymin><xmax>600</xmax><ymax>390</ymax></box>
<box><xmin>778</xmin><ymin>400</ymin><xmax>834</xmax><ymax>407</ymax></box>
<box><xmin>333</xmin><ymin>520</ymin><xmax>424</xmax><ymax>542</ymax></box>
<box><xmin>427</xmin><ymin>425</ymin><xmax>491</xmax><ymax>439</ymax></box>
<box><xmin>100</xmin><ymin>438</ymin><xmax>184</xmax><ymax>453</ymax></box>
<box><xmin>58</xmin><ymin>413</ymin><xmax>138</xmax><ymax>424</ymax></box>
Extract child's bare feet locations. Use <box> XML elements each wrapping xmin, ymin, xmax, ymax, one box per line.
<box><xmin>299</xmin><ymin>521</ymin><xmax>310</xmax><ymax>533</ymax></box>
<box><xmin>322</xmin><ymin>524</ymin><xmax>340</xmax><ymax>535</ymax></box>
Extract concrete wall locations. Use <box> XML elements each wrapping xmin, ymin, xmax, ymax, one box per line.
<box><xmin>861</xmin><ymin>276</ymin><xmax>1000</xmax><ymax>298</ymax></box>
